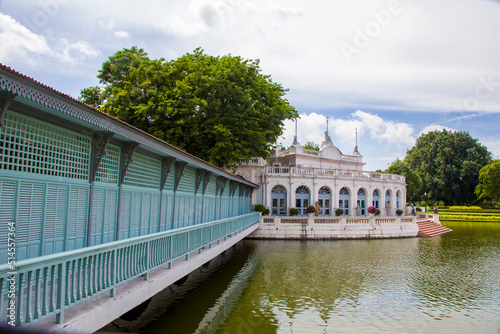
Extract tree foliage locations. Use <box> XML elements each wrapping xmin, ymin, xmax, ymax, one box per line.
<box><xmin>404</xmin><ymin>130</ymin><xmax>491</xmax><ymax>205</ymax></box>
<box><xmin>79</xmin><ymin>47</ymin><xmax>297</xmax><ymax>167</ymax></box>
<box><xmin>475</xmin><ymin>159</ymin><xmax>500</xmax><ymax>202</ymax></box>
<box><xmin>303</xmin><ymin>141</ymin><xmax>320</xmax><ymax>151</ymax></box>
<box><xmin>385</xmin><ymin>158</ymin><xmax>422</xmax><ymax>202</ymax></box>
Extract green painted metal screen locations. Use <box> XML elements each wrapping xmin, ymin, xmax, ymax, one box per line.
<box><xmin>0</xmin><ymin>111</ymin><xmax>90</xmax><ymax>180</ymax></box>
<box><xmin>95</xmin><ymin>144</ymin><xmax>120</xmax><ymax>184</ymax></box>
<box><xmin>0</xmin><ymin>112</ymin><xmax>91</xmax><ymax>262</ymax></box>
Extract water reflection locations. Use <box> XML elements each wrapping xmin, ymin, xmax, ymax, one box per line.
<box><xmin>102</xmin><ymin>222</ymin><xmax>500</xmax><ymax>334</ymax></box>
<box><xmin>220</xmin><ymin>223</ymin><xmax>500</xmax><ymax>333</ymax></box>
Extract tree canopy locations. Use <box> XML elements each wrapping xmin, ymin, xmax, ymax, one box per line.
<box><xmin>80</xmin><ymin>47</ymin><xmax>298</xmax><ymax>167</ymax></box>
<box><xmin>385</xmin><ymin>158</ymin><xmax>422</xmax><ymax>203</ymax></box>
<box><xmin>404</xmin><ymin>130</ymin><xmax>491</xmax><ymax>205</ymax></box>
<box><xmin>475</xmin><ymin>159</ymin><xmax>500</xmax><ymax>202</ymax></box>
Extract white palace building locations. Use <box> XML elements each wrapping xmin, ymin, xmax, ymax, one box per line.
<box><xmin>235</xmin><ymin>130</ymin><xmax>407</xmax><ymax>218</ymax></box>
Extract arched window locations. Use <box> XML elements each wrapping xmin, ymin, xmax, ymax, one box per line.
<box><xmin>318</xmin><ymin>186</ymin><xmax>331</xmax><ymax>216</ymax></box>
<box><xmin>357</xmin><ymin>188</ymin><xmax>367</xmax><ymax>216</ymax></box>
<box><xmin>339</xmin><ymin>187</ymin><xmax>350</xmax><ymax>215</ymax></box>
<box><xmin>396</xmin><ymin>191</ymin><xmax>401</xmax><ymax>209</ymax></box>
<box><xmin>295</xmin><ymin>186</ymin><xmax>311</xmax><ymax>216</ymax></box>
<box><xmin>373</xmin><ymin>189</ymin><xmax>380</xmax><ymax>209</ymax></box>
<box><xmin>271</xmin><ymin>185</ymin><xmax>287</xmax><ymax>216</ymax></box>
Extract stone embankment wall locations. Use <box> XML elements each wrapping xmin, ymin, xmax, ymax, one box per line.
<box><xmin>248</xmin><ymin>215</ymin><xmax>419</xmax><ymax>239</ymax></box>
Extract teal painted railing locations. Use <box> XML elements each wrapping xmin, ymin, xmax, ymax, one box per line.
<box><xmin>0</xmin><ymin>212</ymin><xmax>259</xmax><ymax>327</ymax></box>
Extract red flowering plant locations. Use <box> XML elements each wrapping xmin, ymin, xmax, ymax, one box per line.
<box><xmin>367</xmin><ymin>206</ymin><xmax>377</xmax><ymax>214</ymax></box>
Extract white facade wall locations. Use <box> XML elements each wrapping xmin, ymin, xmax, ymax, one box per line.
<box><xmin>234</xmin><ymin>137</ymin><xmax>407</xmax><ymax>217</ymax></box>
<box><xmin>263</xmin><ymin>175</ymin><xmax>406</xmax><ymax>216</ymax></box>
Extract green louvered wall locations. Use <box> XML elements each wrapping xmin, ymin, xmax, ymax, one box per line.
<box><xmin>0</xmin><ymin>111</ymin><xmax>91</xmax><ymax>262</ymax></box>
<box><xmin>119</xmin><ymin>153</ymin><xmax>162</xmax><ymax>239</ymax></box>
<box><xmin>0</xmin><ymin>109</ymin><xmax>254</xmax><ymax>262</ymax></box>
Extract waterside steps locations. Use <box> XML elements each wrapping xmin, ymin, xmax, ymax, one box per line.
<box><xmin>417</xmin><ymin>220</ymin><xmax>452</xmax><ymax>237</ymax></box>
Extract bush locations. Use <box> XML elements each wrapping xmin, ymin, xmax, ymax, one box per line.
<box><xmin>421</xmin><ymin>201</ymin><xmax>427</xmax><ymax>207</ymax></box>
<box><xmin>290</xmin><ymin>208</ymin><xmax>299</xmax><ymax>216</ymax></box>
<box><xmin>305</xmin><ymin>205</ymin><xmax>316</xmax><ymax>214</ymax></box>
<box><xmin>375</xmin><ymin>209</ymin><xmax>381</xmax><ymax>216</ymax></box>
<box><xmin>367</xmin><ymin>206</ymin><xmax>377</xmax><ymax>214</ymax></box>
<box><xmin>396</xmin><ymin>209</ymin><xmax>403</xmax><ymax>216</ymax></box>
<box><xmin>449</xmin><ymin>206</ymin><xmax>482</xmax><ymax>211</ymax></box>
<box><xmin>254</xmin><ymin>204</ymin><xmax>266</xmax><ymax>213</ymax></box>
<box><xmin>415</xmin><ymin>207</ymin><xmax>422</xmax><ymax>212</ymax></box>
<box><xmin>479</xmin><ymin>201</ymin><xmax>500</xmax><ymax>209</ymax></box>
<box><xmin>263</xmin><ymin>208</ymin><xmax>270</xmax><ymax>215</ymax></box>
<box><xmin>335</xmin><ymin>208</ymin><xmax>344</xmax><ymax>216</ymax></box>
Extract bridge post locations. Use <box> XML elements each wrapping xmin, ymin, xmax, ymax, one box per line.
<box><xmin>110</xmin><ymin>249</ymin><xmax>117</xmax><ymax>297</ymax></box>
<box><xmin>144</xmin><ymin>241</ymin><xmax>150</xmax><ymax>281</ymax></box>
<box><xmin>55</xmin><ymin>262</ymin><xmax>66</xmax><ymax>324</ymax></box>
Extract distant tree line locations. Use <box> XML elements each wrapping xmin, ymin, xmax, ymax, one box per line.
<box><xmin>385</xmin><ymin>130</ymin><xmax>494</xmax><ymax>206</ymax></box>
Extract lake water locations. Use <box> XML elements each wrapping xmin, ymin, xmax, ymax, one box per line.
<box><xmin>104</xmin><ymin>222</ymin><xmax>500</xmax><ymax>334</ymax></box>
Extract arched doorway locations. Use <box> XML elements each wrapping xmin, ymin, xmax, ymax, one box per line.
<box><xmin>385</xmin><ymin>190</ymin><xmax>392</xmax><ymax>215</ymax></box>
<box><xmin>339</xmin><ymin>187</ymin><xmax>350</xmax><ymax>216</ymax></box>
<box><xmin>296</xmin><ymin>186</ymin><xmax>311</xmax><ymax>216</ymax></box>
<box><xmin>318</xmin><ymin>187</ymin><xmax>331</xmax><ymax>216</ymax></box>
<box><xmin>271</xmin><ymin>185</ymin><xmax>287</xmax><ymax>216</ymax></box>
<box><xmin>373</xmin><ymin>189</ymin><xmax>380</xmax><ymax>209</ymax></box>
<box><xmin>357</xmin><ymin>188</ymin><xmax>367</xmax><ymax>216</ymax></box>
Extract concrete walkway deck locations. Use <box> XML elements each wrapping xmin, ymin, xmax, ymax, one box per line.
<box><xmin>30</xmin><ymin>224</ymin><xmax>259</xmax><ymax>334</ymax></box>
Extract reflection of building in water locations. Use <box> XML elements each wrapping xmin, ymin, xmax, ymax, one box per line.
<box><xmin>235</xmin><ymin>129</ymin><xmax>407</xmax><ymax>217</ymax></box>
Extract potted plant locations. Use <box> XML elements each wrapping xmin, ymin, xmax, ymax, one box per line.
<box><xmin>305</xmin><ymin>205</ymin><xmax>316</xmax><ymax>216</ymax></box>
<box><xmin>367</xmin><ymin>206</ymin><xmax>377</xmax><ymax>216</ymax></box>
<box><xmin>290</xmin><ymin>208</ymin><xmax>299</xmax><ymax>216</ymax></box>
<box><xmin>335</xmin><ymin>208</ymin><xmax>344</xmax><ymax>216</ymax></box>
<box><xmin>375</xmin><ymin>209</ymin><xmax>381</xmax><ymax>216</ymax></box>
<box><xmin>254</xmin><ymin>204</ymin><xmax>269</xmax><ymax>215</ymax></box>
<box><xmin>396</xmin><ymin>209</ymin><xmax>403</xmax><ymax>216</ymax></box>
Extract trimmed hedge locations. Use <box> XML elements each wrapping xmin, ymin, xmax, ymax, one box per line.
<box><xmin>439</xmin><ymin>209</ymin><xmax>500</xmax><ymax>214</ymax></box>
<box><xmin>439</xmin><ymin>214</ymin><xmax>500</xmax><ymax>221</ymax></box>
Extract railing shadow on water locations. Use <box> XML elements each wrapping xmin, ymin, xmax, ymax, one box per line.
<box><xmin>0</xmin><ymin>213</ymin><xmax>259</xmax><ymax>329</ymax></box>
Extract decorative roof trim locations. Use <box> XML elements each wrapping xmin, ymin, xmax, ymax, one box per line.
<box><xmin>0</xmin><ymin>64</ymin><xmax>257</xmax><ymax>188</ymax></box>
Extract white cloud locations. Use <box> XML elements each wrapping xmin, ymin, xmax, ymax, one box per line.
<box><xmin>419</xmin><ymin>124</ymin><xmax>456</xmax><ymax>136</ymax></box>
<box><xmin>113</xmin><ymin>30</ymin><xmax>130</xmax><ymax>38</ymax></box>
<box><xmin>0</xmin><ymin>13</ymin><xmax>98</xmax><ymax>65</ymax></box>
<box><xmin>0</xmin><ymin>13</ymin><xmax>52</xmax><ymax>62</ymax></box>
<box><xmin>477</xmin><ymin>137</ymin><xmax>500</xmax><ymax>159</ymax></box>
<box><xmin>279</xmin><ymin>112</ymin><xmax>326</xmax><ymax>147</ymax></box>
<box><xmin>280</xmin><ymin>110</ymin><xmax>415</xmax><ymax>150</ymax></box>
<box><xmin>55</xmin><ymin>39</ymin><xmax>99</xmax><ymax>64</ymax></box>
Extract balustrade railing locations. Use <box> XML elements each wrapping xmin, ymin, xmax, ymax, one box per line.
<box><xmin>260</xmin><ymin>215</ymin><xmax>416</xmax><ymax>226</ymax></box>
<box><xmin>0</xmin><ymin>213</ymin><xmax>259</xmax><ymax>328</ymax></box>
<box><xmin>265</xmin><ymin>167</ymin><xmax>405</xmax><ymax>182</ymax></box>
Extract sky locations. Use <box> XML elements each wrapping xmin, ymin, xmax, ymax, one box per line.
<box><xmin>0</xmin><ymin>0</ymin><xmax>499</xmax><ymax>171</ymax></box>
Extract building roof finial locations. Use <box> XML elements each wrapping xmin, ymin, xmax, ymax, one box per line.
<box><xmin>353</xmin><ymin>127</ymin><xmax>360</xmax><ymax>154</ymax></box>
<box><xmin>292</xmin><ymin>117</ymin><xmax>300</xmax><ymax>146</ymax></box>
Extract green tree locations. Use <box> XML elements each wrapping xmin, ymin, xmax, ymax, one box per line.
<box><xmin>303</xmin><ymin>141</ymin><xmax>319</xmax><ymax>151</ymax></box>
<box><xmin>385</xmin><ymin>158</ymin><xmax>422</xmax><ymax>202</ymax></box>
<box><xmin>475</xmin><ymin>159</ymin><xmax>500</xmax><ymax>202</ymax></box>
<box><xmin>405</xmin><ymin>130</ymin><xmax>491</xmax><ymax>205</ymax></box>
<box><xmin>79</xmin><ymin>47</ymin><xmax>297</xmax><ymax>167</ymax></box>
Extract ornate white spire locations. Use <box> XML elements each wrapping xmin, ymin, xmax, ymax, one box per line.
<box><xmin>353</xmin><ymin>127</ymin><xmax>361</xmax><ymax>155</ymax></box>
<box><xmin>291</xmin><ymin>117</ymin><xmax>300</xmax><ymax>147</ymax></box>
<box><xmin>321</xmin><ymin>117</ymin><xmax>334</xmax><ymax>149</ymax></box>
